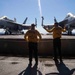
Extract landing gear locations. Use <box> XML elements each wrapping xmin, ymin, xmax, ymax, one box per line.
<box><xmin>5</xmin><ymin>29</ymin><xmax>12</xmax><ymax>35</ymax></box>
<box><xmin>67</xmin><ymin>25</ymin><xmax>72</xmax><ymax>35</ymax></box>
<box><xmin>68</xmin><ymin>30</ymin><xmax>72</xmax><ymax>35</ymax></box>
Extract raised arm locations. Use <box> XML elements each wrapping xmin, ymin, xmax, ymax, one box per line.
<box><xmin>43</xmin><ymin>26</ymin><xmax>54</xmax><ymax>33</ymax></box>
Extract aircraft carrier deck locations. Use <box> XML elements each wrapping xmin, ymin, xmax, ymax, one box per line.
<box><xmin>0</xmin><ymin>34</ymin><xmax>75</xmax><ymax>57</ymax></box>
<box><xmin>0</xmin><ymin>34</ymin><xmax>75</xmax><ymax>75</ymax></box>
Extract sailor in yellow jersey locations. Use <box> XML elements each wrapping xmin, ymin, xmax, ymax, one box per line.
<box><xmin>43</xmin><ymin>22</ymin><xmax>66</xmax><ymax>62</ymax></box>
<box><xmin>24</xmin><ymin>23</ymin><xmax>42</xmax><ymax>66</ymax></box>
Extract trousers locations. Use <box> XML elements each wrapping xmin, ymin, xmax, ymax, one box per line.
<box><xmin>28</xmin><ymin>42</ymin><xmax>38</xmax><ymax>63</ymax></box>
<box><xmin>53</xmin><ymin>38</ymin><xmax>62</xmax><ymax>60</ymax></box>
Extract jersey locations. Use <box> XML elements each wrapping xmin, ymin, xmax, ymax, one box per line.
<box><xmin>24</xmin><ymin>29</ymin><xmax>41</xmax><ymax>42</ymax></box>
<box><xmin>45</xmin><ymin>26</ymin><xmax>66</xmax><ymax>39</ymax></box>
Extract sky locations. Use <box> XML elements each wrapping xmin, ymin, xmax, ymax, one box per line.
<box><xmin>0</xmin><ymin>0</ymin><xmax>75</xmax><ymax>33</ymax></box>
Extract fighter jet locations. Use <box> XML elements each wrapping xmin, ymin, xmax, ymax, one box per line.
<box><xmin>0</xmin><ymin>16</ymin><xmax>37</xmax><ymax>34</ymax></box>
<box><xmin>59</xmin><ymin>13</ymin><xmax>75</xmax><ymax>35</ymax></box>
<box><xmin>42</xmin><ymin>13</ymin><xmax>75</xmax><ymax>35</ymax></box>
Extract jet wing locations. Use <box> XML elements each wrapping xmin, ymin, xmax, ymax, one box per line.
<box><xmin>7</xmin><ymin>21</ymin><xmax>31</xmax><ymax>29</ymax></box>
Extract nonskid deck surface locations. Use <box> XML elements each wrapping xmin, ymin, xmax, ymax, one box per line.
<box><xmin>0</xmin><ymin>56</ymin><xmax>75</xmax><ymax>75</ymax></box>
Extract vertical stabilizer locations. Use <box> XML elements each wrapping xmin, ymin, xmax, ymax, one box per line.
<box><xmin>35</xmin><ymin>18</ymin><xmax>37</xmax><ymax>27</ymax></box>
<box><xmin>54</xmin><ymin>17</ymin><xmax>58</xmax><ymax>23</ymax></box>
<box><xmin>41</xmin><ymin>16</ymin><xmax>44</xmax><ymax>26</ymax></box>
<box><xmin>14</xmin><ymin>18</ymin><xmax>16</xmax><ymax>22</ymax></box>
<box><xmin>23</xmin><ymin>17</ymin><xmax>28</xmax><ymax>24</ymax></box>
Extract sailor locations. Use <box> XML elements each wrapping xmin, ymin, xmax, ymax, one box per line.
<box><xmin>43</xmin><ymin>22</ymin><xmax>66</xmax><ymax>62</ymax></box>
<box><xmin>24</xmin><ymin>23</ymin><xmax>42</xmax><ymax>66</ymax></box>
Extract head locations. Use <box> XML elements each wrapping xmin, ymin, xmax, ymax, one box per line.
<box><xmin>54</xmin><ymin>22</ymin><xmax>59</xmax><ymax>27</ymax></box>
<box><xmin>31</xmin><ymin>23</ymin><xmax>36</xmax><ymax>30</ymax></box>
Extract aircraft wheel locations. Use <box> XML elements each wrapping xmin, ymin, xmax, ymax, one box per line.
<box><xmin>21</xmin><ymin>32</ymin><xmax>24</xmax><ymax>34</ymax></box>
